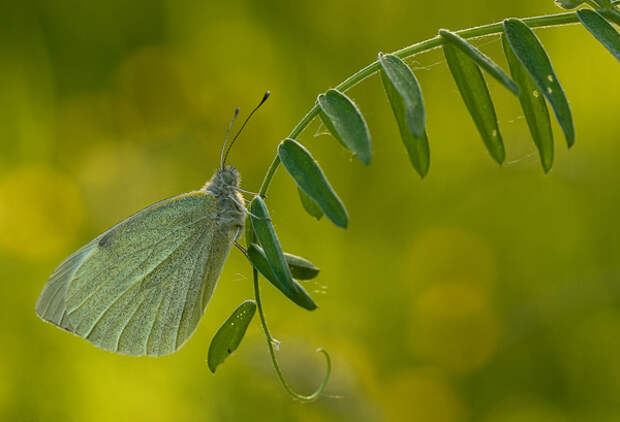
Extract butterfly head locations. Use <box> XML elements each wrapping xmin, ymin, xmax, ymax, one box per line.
<box><xmin>218</xmin><ymin>165</ymin><xmax>241</xmax><ymax>189</ymax></box>
<box><xmin>204</xmin><ymin>165</ymin><xmax>241</xmax><ymax>198</ymax></box>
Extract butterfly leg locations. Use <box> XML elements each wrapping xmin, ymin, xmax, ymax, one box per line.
<box><xmin>233</xmin><ymin>240</ymin><xmax>248</xmax><ymax>257</ymax></box>
<box><xmin>230</xmin><ymin>226</ymin><xmax>249</xmax><ymax>257</ymax></box>
<box><xmin>232</xmin><ymin>186</ymin><xmax>267</xmax><ymax>199</ymax></box>
<box><xmin>228</xmin><ymin>195</ymin><xmax>270</xmax><ymax>221</ymax></box>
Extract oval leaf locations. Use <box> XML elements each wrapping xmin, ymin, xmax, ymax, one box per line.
<box><xmin>298</xmin><ymin>187</ymin><xmax>323</xmax><ymax>221</ymax></box>
<box><xmin>378</xmin><ymin>53</ymin><xmax>430</xmax><ymax>177</ymax></box>
<box><xmin>439</xmin><ymin>29</ymin><xmax>520</xmax><ymax>96</ymax></box>
<box><xmin>378</xmin><ymin>53</ymin><xmax>426</xmax><ymax>137</ymax></box>
<box><xmin>317</xmin><ymin>89</ymin><xmax>372</xmax><ymax>165</ymax></box>
<box><xmin>278</xmin><ymin>139</ymin><xmax>348</xmax><ymax>228</ymax></box>
<box><xmin>577</xmin><ymin>9</ymin><xmax>620</xmax><ymax>63</ymax></box>
<box><xmin>284</xmin><ymin>252</ymin><xmax>320</xmax><ymax>280</ymax></box>
<box><xmin>249</xmin><ymin>197</ymin><xmax>317</xmax><ymax>310</ymax></box>
<box><xmin>247</xmin><ymin>244</ymin><xmax>317</xmax><ymax>310</ymax></box>
<box><xmin>442</xmin><ymin>42</ymin><xmax>505</xmax><ymax>164</ymax></box>
<box><xmin>502</xmin><ymin>34</ymin><xmax>554</xmax><ymax>173</ymax></box>
<box><xmin>207</xmin><ymin>300</ymin><xmax>256</xmax><ymax>373</ymax></box>
<box><xmin>503</xmin><ymin>18</ymin><xmax>575</xmax><ymax>147</ymax></box>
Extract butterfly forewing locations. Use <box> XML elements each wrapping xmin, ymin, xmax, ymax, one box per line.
<box><xmin>36</xmin><ymin>191</ymin><xmax>234</xmax><ymax>357</ymax></box>
<box><xmin>35</xmin><ymin>241</ymin><xmax>97</xmax><ymax>331</ymax></box>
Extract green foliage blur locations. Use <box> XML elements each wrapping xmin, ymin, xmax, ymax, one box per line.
<box><xmin>1</xmin><ymin>1</ymin><xmax>619</xmax><ymax>421</ymax></box>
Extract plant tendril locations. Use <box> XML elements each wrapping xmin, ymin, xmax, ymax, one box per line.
<box><xmin>252</xmin><ymin>268</ymin><xmax>331</xmax><ymax>402</ymax></box>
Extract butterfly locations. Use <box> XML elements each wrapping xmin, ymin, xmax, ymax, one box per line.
<box><xmin>35</xmin><ymin>92</ymin><xmax>270</xmax><ymax>357</ymax></box>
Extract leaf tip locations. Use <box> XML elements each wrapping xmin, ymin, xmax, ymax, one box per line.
<box><xmin>493</xmin><ymin>147</ymin><xmax>506</xmax><ymax>165</ymax></box>
<box><xmin>306</xmin><ymin>302</ymin><xmax>319</xmax><ymax>311</ymax></box>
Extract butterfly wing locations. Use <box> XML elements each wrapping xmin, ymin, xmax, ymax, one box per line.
<box><xmin>35</xmin><ymin>241</ymin><xmax>97</xmax><ymax>332</ymax></box>
<box><xmin>36</xmin><ymin>191</ymin><xmax>234</xmax><ymax>356</ymax></box>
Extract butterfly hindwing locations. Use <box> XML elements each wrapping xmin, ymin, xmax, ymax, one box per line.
<box><xmin>36</xmin><ymin>191</ymin><xmax>233</xmax><ymax>357</ymax></box>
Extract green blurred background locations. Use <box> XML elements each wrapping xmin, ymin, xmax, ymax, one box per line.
<box><xmin>1</xmin><ymin>1</ymin><xmax>619</xmax><ymax>421</ymax></box>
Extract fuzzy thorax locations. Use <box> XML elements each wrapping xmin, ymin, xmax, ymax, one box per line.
<box><xmin>201</xmin><ymin>165</ymin><xmax>246</xmax><ymax>230</ymax></box>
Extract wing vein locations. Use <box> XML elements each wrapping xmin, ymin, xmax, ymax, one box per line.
<box><xmin>67</xmin><ymin>216</ymin><xmax>210</xmax><ymax>315</ymax></box>
<box><xmin>81</xmin><ymin>223</ymin><xmax>209</xmax><ymax>338</ymax></box>
<box><xmin>39</xmin><ymin>278</ymin><xmax>66</xmax><ymax>316</ymax></box>
<box><xmin>172</xmin><ymin>224</ymin><xmax>213</xmax><ymax>349</ymax></box>
<box><xmin>114</xmin><ymin>293</ymin><xmax>151</xmax><ymax>352</ymax></box>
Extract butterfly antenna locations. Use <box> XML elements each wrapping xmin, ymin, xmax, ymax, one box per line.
<box><xmin>221</xmin><ymin>91</ymin><xmax>270</xmax><ymax>167</ymax></box>
<box><xmin>220</xmin><ymin>107</ymin><xmax>241</xmax><ymax>170</ymax></box>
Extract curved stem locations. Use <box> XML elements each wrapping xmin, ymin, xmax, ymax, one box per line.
<box><xmin>253</xmin><ymin>6</ymin><xmax>608</xmax><ymax>401</ymax></box>
<box><xmin>257</xmin><ymin>11</ymin><xmax>583</xmax><ymax>196</ymax></box>
<box><xmin>252</xmin><ymin>268</ymin><xmax>332</xmax><ymax>402</ymax></box>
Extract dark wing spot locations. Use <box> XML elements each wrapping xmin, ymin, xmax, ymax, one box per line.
<box><xmin>98</xmin><ymin>231</ymin><xmax>114</xmax><ymax>248</ymax></box>
<box><xmin>227</xmin><ymin>348</ymin><xmax>232</xmax><ymax>354</ymax></box>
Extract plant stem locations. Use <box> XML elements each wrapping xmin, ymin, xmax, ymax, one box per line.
<box><xmin>254</xmin><ymin>7</ymin><xmax>612</xmax><ymax>400</ymax></box>
<box><xmin>252</xmin><ymin>268</ymin><xmax>331</xmax><ymax>402</ymax></box>
<box><xmin>258</xmin><ymin>11</ymin><xmax>584</xmax><ymax>196</ymax></box>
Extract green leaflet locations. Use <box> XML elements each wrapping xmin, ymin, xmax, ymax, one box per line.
<box><xmin>503</xmin><ymin>18</ymin><xmax>575</xmax><ymax>147</ymax></box>
<box><xmin>247</xmin><ymin>244</ymin><xmax>317</xmax><ymax>310</ymax></box>
<box><xmin>207</xmin><ymin>300</ymin><xmax>256</xmax><ymax>373</ymax></box>
<box><xmin>318</xmin><ymin>89</ymin><xmax>372</xmax><ymax>165</ymax></box>
<box><xmin>443</xmin><ymin>42</ymin><xmax>505</xmax><ymax>164</ymax></box>
<box><xmin>249</xmin><ymin>197</ymin><xmax>317</xmax><ymax>310</ymax></box>
<box><xmin>378</xmin><ymin>53</ymin><xmax>430</xmax><ymax>177</ymax></box>
<box><xmin>297</xmin><ymin>187</ymin><xmax>324</xmax><ymax>220</ymax></box>
<box><xmin>439</xmin><ymin>29</ymin><xmax>520</xmax><ymax>96</ymax></box>
<box><xmin>578</xmin><ymin>9</ymin><xmax>620</xmax><ymax>63</ymax></box>
<box><xmin>554</xmin><ymin>0</ymin><xmax>586</xmax><ymax>10</ymax></box>
<box><xmin>378</xmin><ymin>53</ymin><xmax>426</xmax><ymax>137</ymax></box>
<box><xmin>284</xmin><ymin>253</ymin><xmax>320</xmax><ymax>280</ymax></box>
<box><xmin>278</xmin><ymin>138</ymin><xmax>348</xmax><ymax>228</ymax></box>
<box><xmin>502</xmin><ymin>34</ymin><xmax>554</xmax><ymax>173</ymax></box>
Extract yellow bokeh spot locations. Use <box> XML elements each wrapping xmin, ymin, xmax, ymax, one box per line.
<box><xmin>74</xmin><ymin>356</ymin><xmax>198</xmax><ymax>422</ymax></box>
<box><xmin>407</xmin><ymin>227</ymin><xmax>497</xmax><ymax>293</ymax></box>
<box><xmin>0</xmin><ymin>166</ymin><xmax>84</xmax><ymax>259</ymax></box>
<box><xmin>412</xmin><ymin>282</ymin><xmax>501</xmax><ymax>373</ymax></box>
<box><xmin>381</xmin><ymin>368</ymin><xmax>466</xmax><ymax>422</ymax></box>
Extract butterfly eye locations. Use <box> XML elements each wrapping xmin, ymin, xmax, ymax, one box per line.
<box><xmin>223</xmin><ymin>172</ymin><xmax>234</xmax><ymax>185</ymax></box>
